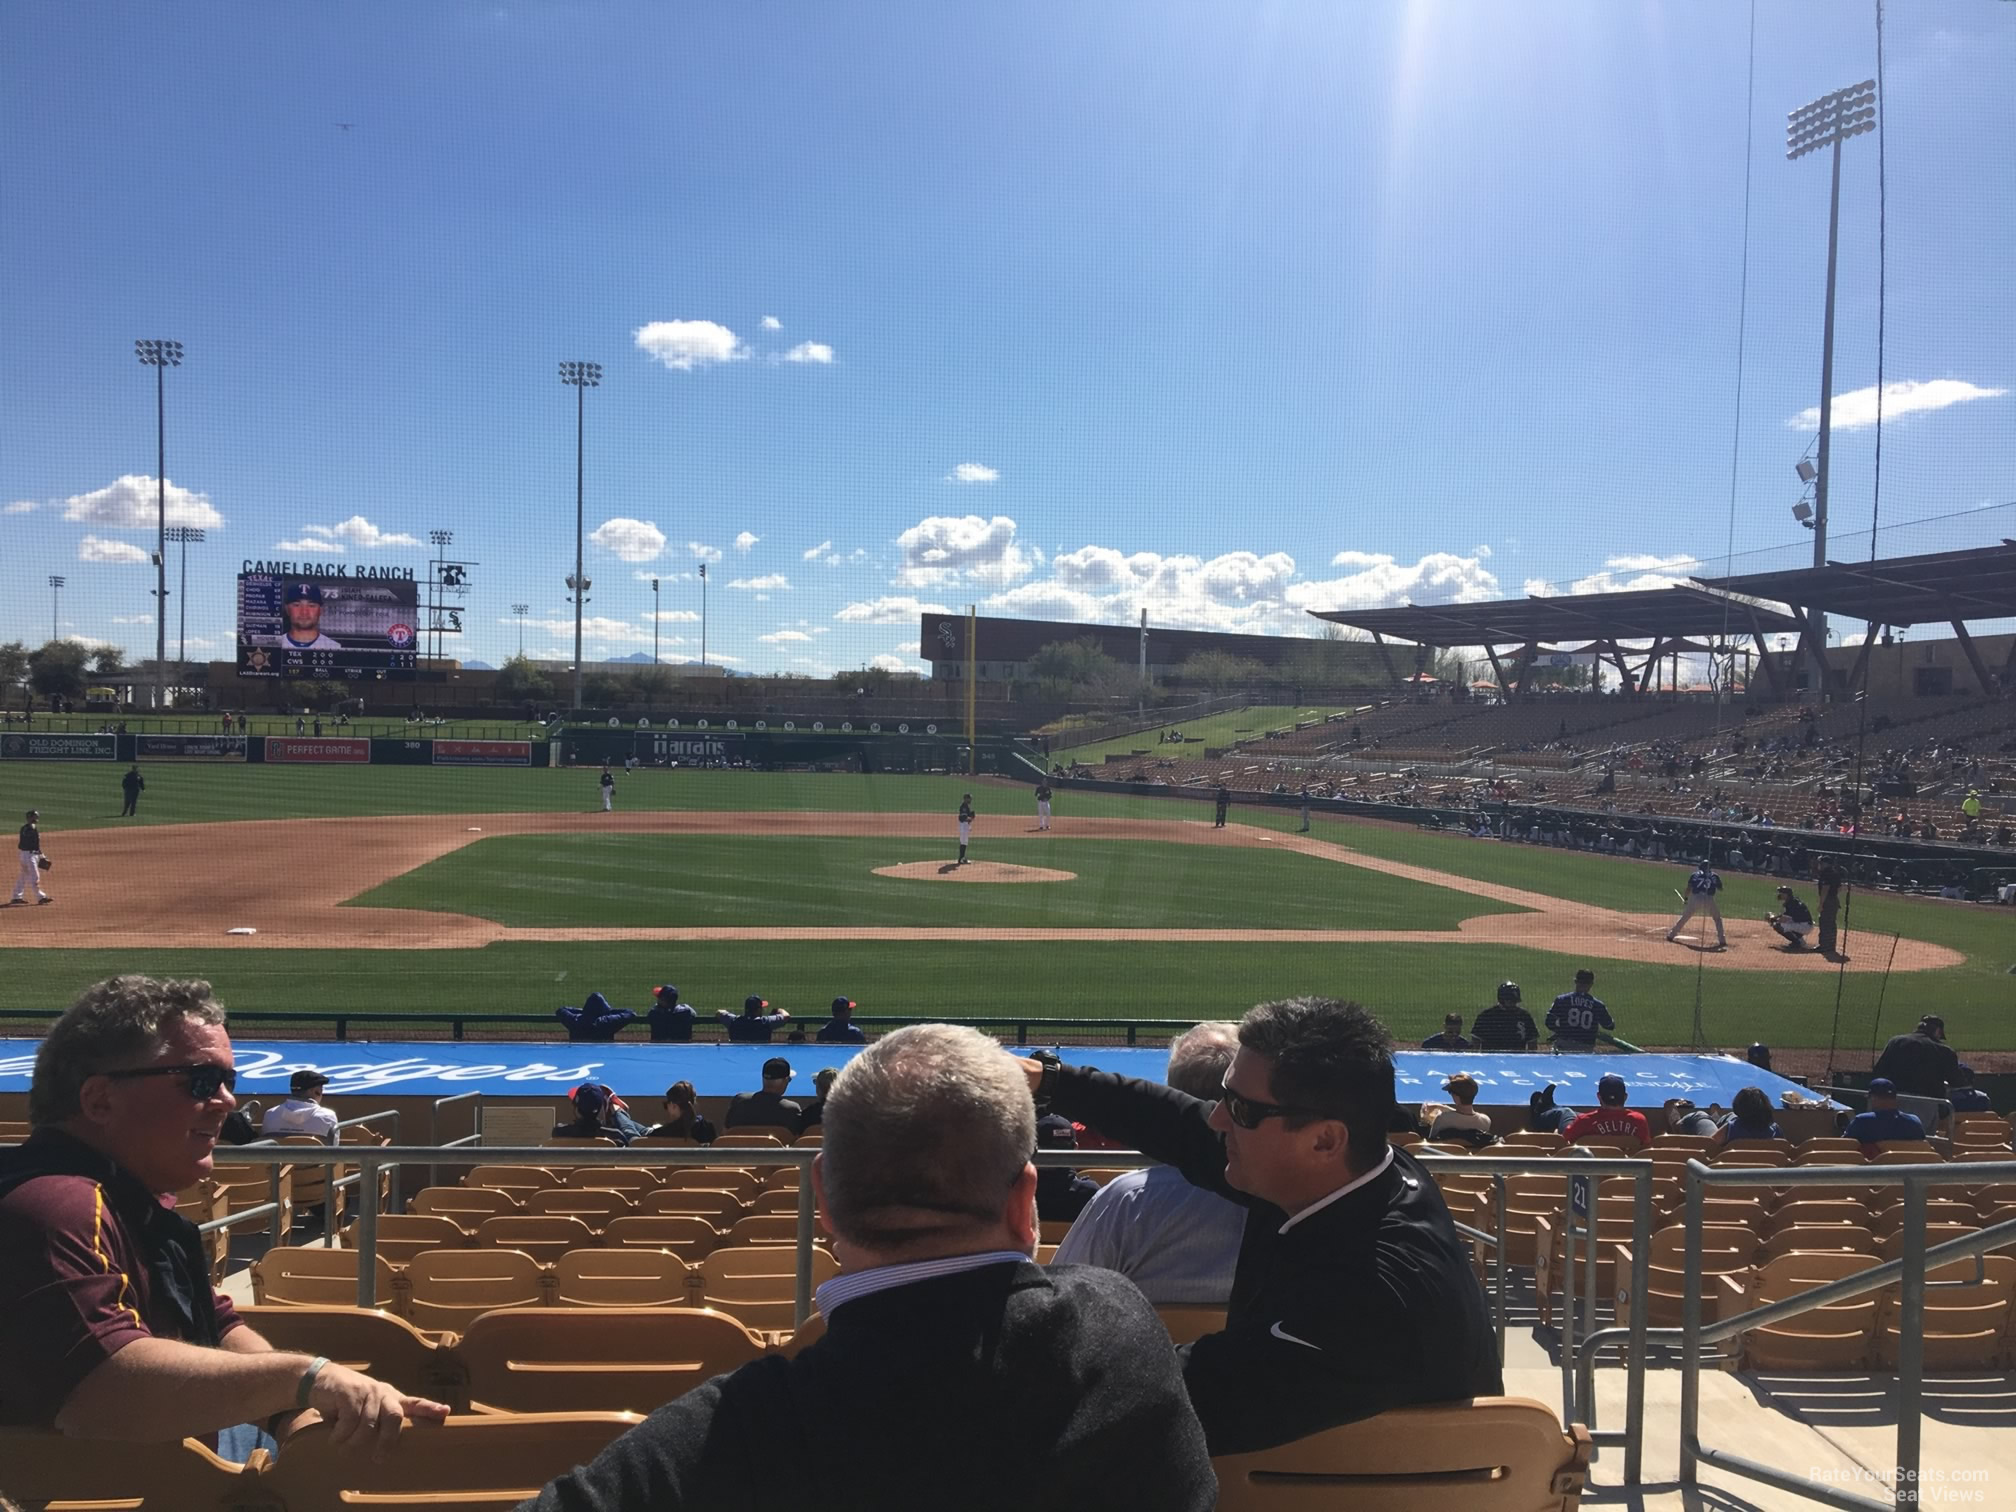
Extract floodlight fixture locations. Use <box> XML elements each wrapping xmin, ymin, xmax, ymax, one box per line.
<box><xmin>1795</xmin><ymin>459</ymin><xmax>1818</xmax><ymax>484</ymax></box>
<box><xmin>135</xmin><ymin>338</ymin><xmax>185</xmax><ymax>686</ymax></box>
<box><xmin>559</xmin><ymin>361</ymin><xmax>602</xmax><ymax>707</ymax></box>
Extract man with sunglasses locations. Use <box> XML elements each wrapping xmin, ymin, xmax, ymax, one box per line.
<box><xmin>1022</xmin><ymin>997</ymin><xmax>1500</xmax><ymax>1455</ymax></box>
<box><xmin>0</xmin><ymin>975</ymin><xmax>450</xmax><ymax>1454</ymax></box>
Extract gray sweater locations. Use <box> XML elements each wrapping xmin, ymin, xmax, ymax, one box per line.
<box><xmin>514</xmin><ymin>1260</ymin><xmax>1215</xmax><ymax>1512</ymax></box>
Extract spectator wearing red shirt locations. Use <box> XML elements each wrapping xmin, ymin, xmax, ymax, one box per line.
<box><xmin>1561</xmin><ymin>1074</ymin><xmax>1651</xmax><ymax>1147</ymax></box>
<box><xmin>0</xmin><ymin>975</ymin><xmax>448</xmax><ymax>1453</ymax></box>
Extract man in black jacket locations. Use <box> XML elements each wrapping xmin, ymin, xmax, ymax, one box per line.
<box><xmin>1873</xmin><ymin>1015</ymin><xmax>1962</xmax><ymax>1099</ymax></box>
<box><xmin>514</xmin><ymin>1024</ymin><xmax>1214</xmax><ymax>1511</ymax></box>
<box><xmin>1023</xmin><ymin>997</ymin><xmax>1500</xmax><ymax>1455</ymax></box>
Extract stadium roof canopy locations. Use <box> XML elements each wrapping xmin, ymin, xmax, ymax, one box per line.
<box><xmin>1311</xmin><ymin>586</ymin><xmax>1802</xmax><ymax>648</ymax></box>
<box><xmin>1695</xmin><ymin>543</ymin><xmax>2016</xmax><ymax>627</ymax></box>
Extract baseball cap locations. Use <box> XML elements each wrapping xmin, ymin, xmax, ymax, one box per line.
<box><xmin>1443</xmin><ymin>1074</ymin><xmax>1479</xmax><ymax>1100</ymax></box>
<box><xmin>1598</xmin><ymin>1073</ymin><xmax>1628</xmax><ymax>1100</ymax></box>
<box><xmin>654</xmin><ymin>985</ymin><xmax>679</xmax><ymax>1003</ymax></box>
<box><xmin>1442</xmin><ymin>1012</ymin><xmax>1464</xmax><ymax>1027</ymax></box>
<box><xmin>831</xmin><ymin>996</ymin><xmax>856</xmax><ymax>1013</ymax></box>
<box><xmin>289</xmin><ymin>1070</ymin><xmax>329</xmax><ymax>1094</ymax></box>
<box><xmin>284</xmin><ymin>581</ymin><xmax>324</xmax><ymax>603</ymax></box>
<box><xmin>1035</xmin><ymin>1113</ymin><xmax>1079</xmax><ymax>1149</ymax></box>
<box><xmin>1918</xmin><ymin>1014</ymin><xmax>1945</xmax><ymax>1034</ymax></box>
<box><xmin>573</xmin><ymin>1083</ymin><xmax>607</xmax><ymax>1114</ymax></box>
<box><xmin>762</xmin><ymin>1057</ymin><xmax>793</xmax><ymax>1080</ymax></box>
<box><xmin>744</xmin><ymin>994</ymin><xmax>769</xmax><ymax>1014</ymax></box>
<box><xmin>1867</xmin><ymin>1078</ymin><xmax>1897</xmax><ymax>1098</ymax></box>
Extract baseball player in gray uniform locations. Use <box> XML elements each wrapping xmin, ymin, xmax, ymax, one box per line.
<box><xmin>1665</xmin><ymin>862</ymin><xmax>1726</xmax><ymax>948</ymax></box>
<box><xmin>957</xmin><ymin>794</ymin><xmax>975</xmax><ymax>864</ymax></box>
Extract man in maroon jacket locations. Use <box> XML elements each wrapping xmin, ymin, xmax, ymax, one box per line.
<box><xmin>0</xmin><ymin>975</ymin><xmax>448</xmax><ymax>1454</ymax></box>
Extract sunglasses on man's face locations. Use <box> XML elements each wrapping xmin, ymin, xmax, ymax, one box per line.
<box><xmin>101</xmin><ymin>1063</ymin><xmax>237</xmax><ymax>1100</ymax></box>
<box><xmin>1218</xmin><ymin>1083</ymin><xmax>1326</xmax><ymax>1131</ymax></box>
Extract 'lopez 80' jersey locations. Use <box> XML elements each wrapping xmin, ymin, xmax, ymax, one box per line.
<box><xmin>1547</xmin><ymin>991</ymin><xmax>1614</xmax><ymax>1040</ymax></box>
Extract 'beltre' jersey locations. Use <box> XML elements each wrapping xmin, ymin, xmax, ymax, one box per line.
<box><xmin>1547</xmin><ymin>991</ymin><xmax>1614</xmax><ymax>1042</ymax></box>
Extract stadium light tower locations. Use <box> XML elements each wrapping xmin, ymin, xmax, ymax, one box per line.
<box><xmin>1787</xmin><ymin>80</ymin><xmax>1876</xmax><ymax>698</ymax></box>
<box><xmin>48</xmin><ymin>575</ymin><xmax>65</xmax><ymax>642</ymax></box>
<box><xmin>134</xmin><ymin>339</ymin><xmax>183</xmax><ymax>691</ymax></box>
<box><xmin>164</xmin><ymin>526</ymin><xmax>205</xmax><ymax>670</ymax></box>
<box><xmin>428</xmin><ymin>529</ymin><xmax>454</xmax><ymax>663</ymax></box>
<box><xmin>650</xmin><ymin>577</ymin><xmax>660</xmax><ymax>665</ymax></box>
<box><xmin>698</xmin><ymin>562</ymin><xmax>708</xmax><ymax>668</ymax></box>
<box><xmin>558</xmin><ymin>361</ymin><xmax>602</xmax><ymax>708</ymax></box>
<box><xmin>512</xmin><ymin>603</ymin><xmax>530</xmax><ymax>659</ymax></box>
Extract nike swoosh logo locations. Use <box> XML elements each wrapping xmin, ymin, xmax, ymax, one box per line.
<box><xmin>1269</xmin><ymin>1321</ymin><xmax>1321</xmax><ymax>1352</ymax></box>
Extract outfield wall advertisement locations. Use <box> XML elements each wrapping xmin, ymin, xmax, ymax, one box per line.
<box><xmin>0</xmin><ymin>733</ymin><xmax>117</xmax><ymax>760</ymax></box>
<box><xmin>434</xmin><ymin>739</ymin><xmax>533</xmax><ymax>767</ymax></box>
<box><xmin>264</xmin><ymin>737</ymin><xmax>372</xmax><ymax>764</ymax></box>
<box><xmin>135</xmin><ymin>734</ymin><xmax>249</xmax><ymax>761</ymax></box>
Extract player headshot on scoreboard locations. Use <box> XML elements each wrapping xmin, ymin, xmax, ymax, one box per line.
<box><xmin>274</xmin><ymin>581</ymin><xmax>342</xmax><ymax>649</ymax></box>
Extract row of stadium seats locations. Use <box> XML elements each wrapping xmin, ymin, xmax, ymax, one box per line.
<box><xmin>0</xmin><ymin>1393</ymin><xmax>1594</xmax><ymax>1512</ymax></box>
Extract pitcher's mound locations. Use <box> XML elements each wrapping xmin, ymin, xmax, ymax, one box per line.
<box><xmin>875</xmin><ymin>861</ymin><xmax>1077</xmax><ymax>884</ymax></box>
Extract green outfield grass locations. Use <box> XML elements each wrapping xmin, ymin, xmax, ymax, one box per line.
<box><xmin>347</xmin><ymin>835</ymin><xmax>1514</xmax><ymax>931</ymax></box>
<box><xmin>1</xmin><ymin>766</ymin><xmax>2008</xmax><ymax>1048</ymax></box>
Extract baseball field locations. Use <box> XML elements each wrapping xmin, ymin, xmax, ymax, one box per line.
<box><xmin>1</xmin><ymin>760</ymin><xmax>2008</xmax><ymax>1053</ymax></box>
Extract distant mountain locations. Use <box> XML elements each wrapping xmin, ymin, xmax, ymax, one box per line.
<box><xmin>606</xmin><ymin>652</ymin><xmax>659</xmax><ymax>664</ymax></box>
<box><xmin>461</xmin><ymin>660</ymin><xmax>494</xmax><ymax>670</ymax></box>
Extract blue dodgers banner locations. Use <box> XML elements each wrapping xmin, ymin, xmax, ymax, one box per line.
<box><xmin>0</xmin><ymin>1042</ymin><xmax>1830</xmax><ymax>1106</ymax></box>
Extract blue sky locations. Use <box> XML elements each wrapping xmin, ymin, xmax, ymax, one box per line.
<box><xmin>3</xmin><ymin>0</ymin><xmax>2011</xmax><ymax>675</ymax></box>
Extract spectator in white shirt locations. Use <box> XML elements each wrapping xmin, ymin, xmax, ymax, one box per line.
<box><xmin>260</xmin><ymin>1070</ymin><xmax>339</xmax><ymax>1144</ymax></box>
<box><xmin>1421</xmin><ymin>1074</ymin><xmax>1493</xmax><ymax>1148</ymax></box>
<box><xmin>1052</xmin><ymin>1022</ymin><xmax>1246</xmax><ymax>1305</ymax></box>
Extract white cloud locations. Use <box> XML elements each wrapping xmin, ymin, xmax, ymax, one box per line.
<box><xmin>634</xmin><ymin>319</ymin><xmax>745</xmax><ymax>371</ymax></box>
<box><xmin>734</xmin><ymin>531</ymin><xmax>760</xmax><ymax>552</ymax></box>
<box><xmin>4</xmin><ymin>499</ymin><xmax>37</xmax><ymax>514</ymax></box>
<box><xmin>590</xmin><ymin>517</ymin><xmax>668</xmax><ymax>563</ymax></box>
<box><xmin>1283</xmin><ymin>551</ymin><xmax>1500</xmax><ymax>617</ymax></box>
<box><xmin>782</xmin><ymin>341</ymin><xmax>833</xmax><ymax>364</ymax></box>
<box><xmin>63</xmin><ymin>475</ymin><xmax>223</xmax><ymax>529</ymax></box>
<box><xmin>276</xmin><ymin>537</ymin><xmax>347</xmax><ymax>555</ymax></box>
<box><xmin>760</xmin><ymin>315</ymin><xmax>782</xmax><ymax>331</ymax></box>
<box><xmin>894</xmin><ymin>640</ymin><xmax>920</xmax><ymax>655</ymax></box>
<box><xmin>111</xmin><ymin>613</ymin><xmax>153</xmax><ymax>624</ymax></box>
<box><xmin>77</xmin><ymin>535</ymin><xmax>152</xmax><ymax>563</ymax></box>
<box><xmin>307</xmin><ymin>515</ymin><xmax>421</xmax><ymax>549</ymax></box>
<box><xmin>757</xmin><ymin>630</ymin><xmax>812</xmax><ymax>644</ymax></box>
<box><xmin>947</xmin><ymin>462</ymin><xmax>999</xmax><ymax>484</ymax></box>
<box><xmin>62</xmin><ymin>633</ymin><xmax>120</xmax><ymax>650</ymax></box>
<box><xmin>895</xmin><ymin>513</ymin><xmax>1032</xmax><ymax>588</ymax></box>
<box><xmin>803</xmin><ymin>539</ymin><xmax>834</xmax><ymax>561</ymax></box>
<box><xmin>518</xmin><ymin>615</ymin><xmax>656</xmax><ymax>645</ymax></box>
<box><xmin>729</xmin><ymin>574</ymin><xmax>791</xmax><ymax>592</ymax></box>
<box><xmin>835</xmin><ymin>595</ymin><xmax>951</xmax><ymax>624</ymax></box>
<box><xmin>1524</xmin><ymin>553</ymin><xmax>1702</xmax><ymax>597</ymax></box>
<box><xmin>1790</xmin><ymin>379</ymin><xmax>2006</xmax><ymax>432</ymax></box>
<box><xmin>645</xmin><ymin>609</ymin><xmax>700</xmax><ymax>622</ymax></box>
<box><xmin>688</xmin><ymin>541</ymin><xmax>723</xmax><ymax>565</ymax></box>
<box><xmin>868</xmin><ymin>654</ymin><xmax>919</xmax><ymax>673</ymax></box>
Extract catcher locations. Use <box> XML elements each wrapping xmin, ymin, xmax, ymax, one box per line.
<box><xmin>12</xmin><ymin>808</ymin><xmax>52</xmax><ymax>905</ymax></box>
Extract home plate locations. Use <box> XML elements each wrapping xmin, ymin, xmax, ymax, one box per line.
<box><xmin>226</xmin><ymin>927</ymin><xmax>258</xmax><ymax>936</ymax></box>
<box><xmin>467</xmin><ymin>827</ymin><xmax>483</xmax><ymax>832</ymax></box>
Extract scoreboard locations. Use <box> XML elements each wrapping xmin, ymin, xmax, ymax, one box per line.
<box><xmin>236</xmin><ymin>572</ymin><xmax>419</xmax><ymax>680</ymax></box>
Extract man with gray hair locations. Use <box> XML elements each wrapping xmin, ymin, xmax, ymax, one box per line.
<box><xmin>1053</xmin><ymin>1023</ymin><xmax>1246</xmax><ymax>1304</ymax></box>
<box><xmin>0</xmin><ymin>976</ymin><xmax>450</xmax><ymax>1455</ymax></box>
<box><xmin>515</xmin><ymin>1023</ymin><xmax>1214</xmax><ymax>1511</ymax></box>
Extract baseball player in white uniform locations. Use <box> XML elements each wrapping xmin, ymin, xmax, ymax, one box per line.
<box><xmin>600</xmin><ymin>763</ymin><xmax>616</xmax><ymax>812</ymax></box>
<box><xmin>12</xmin><ymin>809</ymin><xmax>51</xmax><ymax>905</ymax></box>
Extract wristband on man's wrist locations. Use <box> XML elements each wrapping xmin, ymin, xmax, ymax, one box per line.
<box><xmin>1032</xmin><ymin>1051</ymin><xmax>1062</xmax><ymax>1106</ymax></box>
<box><xmin>296</xmin><ymin>1355</ymin><xmax>330</xmax><ymax>1410</ymax></box>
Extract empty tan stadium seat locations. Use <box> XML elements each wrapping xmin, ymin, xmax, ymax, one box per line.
<box><xmin>454</xmin><ymin>1309</ymin><xmax>764</xmax><ymax>1414</ymax></box>
<box><xmin>404</xmin><ymin>1247</ymin><xmax>549</xmax><ymax>1333</ymax></box>
<box><xmin>412</xmin><ymin>1184</ymin><xmax>523</xmax><ymax>1230</ymax></box>
<box><xmin>465</xmin><ymin>1163</ymin><xmax>561</xmax><ymax>1195</ymax></box>
<box><xmin>697</xmin><ymin>1244</ymin><xmax>840</xmax><ymax>1335</ymax></box>
<box><xmin>564</xmin><ymin>1165</ymin><xmax>661</xmax><ymax>1195</ymax></box>
<box><xmin>1737</xmin><ymin>1251</ymin><xmax>1882</xmax><ymax>1371</ymax></box>
<box><xmin>259</xmin><ymin>1412</ymin><xmax>642</xmax><ymax>1511</ymax></box>
<box><xmin>350</xmin><ymin>1212</ymin><xmax>469</xmax><ymax>1267</ymax></box>
<box><xmin>1499</xmin><ymin>1131</ymin><xmax>1566</xmax><ymax>1151</ymax></box>
<box><xmin>0</xmin><ymin>1428</ymin><xmax>250</xmax><ymax>1508</ymax></box>
<box><xmin>792</xmin><ymin>1128</ymin><xmax>822</xmax><ymax>1144</ymax></box>
<box><xmin>1768</xmin><ymin>1199</ymin><xmax>1870</xmax><ymax>1233</ymax></box>
<box><xmin>1211</xmin><ymin>1396</ymin><xmax>1591</xmax><ymax>1512</ymax></box>
<box><xmin>1867</xmin><ymin>1144</ymin><xmax>1943</xmax><ymax>1165</ymax></box>
<box><xmin>661</xmin><ymin>1167</ymin><xmax>759</xmax><ymax>1196</ymax></box>
<box><xmin>476</xmin><ymin>1214</ymin><xmax>598</xmax><ymax>1266</ymax></box>
<box><xmin>1878</xmin><ymin>1224</ymin><xmax>1983</xmax><ymax>1263</ymax></box>
<box><xmin>1757</xmin><ymin>1226</ymin><xmax>1876</xmax><ymax>1264</ymax></box>
<box><xmin>253</xmin><ymin>1246</ymin><xmax>399</xmax><ymax>1310</ymax></box>
<box><xmin>643</xmin><ymin>1187</ymin><xmax>749</xmax><ymax>1226</ymax></box>
<box><xmin>602</xmin><ymin>1213</ymin><xmax>722</xmax><ymax>1263</ymax></box>
<box><xmin>1870</xmin><ymin>1200</ymin><xmax>1982</xmax><ymax>1237</ymax></box>
<box><xmin>713</xmin><ymin>1130</ymin><xmax>788</xmax><ymax>1148</ymax></box>
<box><xmin>629</xmin><ymin>1133</ymin><xmax>700</xmax><ymax>1148</ymax></box>
<box><xmin>239</xmin><ymin>1305</ymin><xmax>468</xmax><ymax>1408</ymax></box>
<box><xmin>748</xmin><ymin>1185</ymin><xmax>812</xmax><ymax>1216</ymax></box>
<box><xmin>210</xmin><ymin>1159</ymin><xmax>294</xmax><ymax>1234</ymax></box>
<box><xmin>553</xmin><ymin>1246</ymin><xmax>692</xmax><ymax>1307</ymax></box>
<box><xmin>1616</xmin><ymin>1225</ymin><xmax>1758</xmax><ymax>1331</ymax></box>
<box><xmin>762</xmin><ymin>1164</ymin><xmax>804</xmax><ymax>1188</ymax></box>
<box><xmin>1874</xmin><ymin>1254</ymin><xmax>2015</xmax><ymax>1370</ymax></box>
<box><xmin>525</xmin><ymin>1187</ymin><xmax>636</xmax><ymax>1231</ymax></box>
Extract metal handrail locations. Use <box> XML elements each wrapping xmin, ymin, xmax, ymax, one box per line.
<box><xmin>1680</xmin><ymin>1155</ymin><xmax>2016</xmax><ymax>1512</ymax></box>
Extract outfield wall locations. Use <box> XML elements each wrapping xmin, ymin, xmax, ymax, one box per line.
<box><xmin>0</xmin><ymin>733</ymin><xmax>547</xmax><ymax>766</ymax></box>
